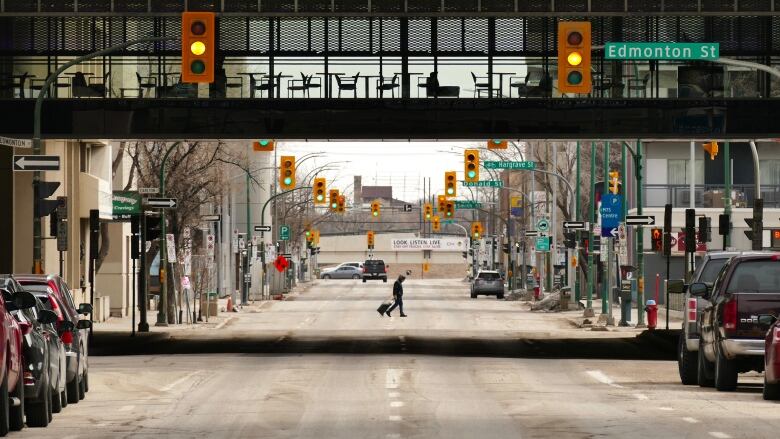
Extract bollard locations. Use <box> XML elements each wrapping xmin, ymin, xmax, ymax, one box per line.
<box><xmin>645</xmin><ymin>299</ymin><xmax>658</xmax><ymax>330</ymax></box>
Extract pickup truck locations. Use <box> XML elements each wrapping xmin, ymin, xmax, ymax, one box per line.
<box><xmin>677</xmin><ymin>251</ymin><xmax>758</xmax><ymax>385</ymax></box>
<box><xmin>693</xmin><ymin>253</ymin><xmax>780</xmax><ymax>391</ymax></box>
<box><xmin>362</xmin><ymin>259</ymin><xmax>388</xmax><ymax>283</ymax></box>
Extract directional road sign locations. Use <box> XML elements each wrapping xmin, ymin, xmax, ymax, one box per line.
<box><xmin>484</xmin><ymin>161</ymin><xmax>537</xmax><ymax>170</ymax></box>
<box><xmin>563</xmin><ymin>221</ymin><xmax>587</xmax><ymax>230</ymax></box>
<box><xmin>254</xmin><ymin>225</ymin><xmax>272</xmax><ymax>232</ymax></box>
<box><xmin>537</xmin><ymin>218</ymin><xmax>550</xmax><ymax>232</ymax></box>
<box><xmin>524</xmin><ymin>230</ymin><xmax>539</xmax><ymax>237</ymax></box>
<box><xmin>202</xmin><ymin>215</ymin><xmax>221</xmax><ymax>222</ymax></box>
<box><xmin>0</xmin><ymin>137</ymin><xmax>32</xmax><ymax>148</ymax></box>
<box><xmin>403</xmin><ymin>204</ymin><xmax>413</xmax><ymax>212</ymax></box>
<box><xmin>535</xmin><ymin>236</ymin><xmax>550</xmax><ymax>252</ymax></box>
<box><xmin>145</xmin><ymin>198</ymin><xmax>177</xmax><ymax>209</ymax></box>
<box><xmin>605</xmin><ymin>42</ymin><xmax>719</xmax><ymax>61</ymax></box>
<box><xmin>600</xmin><ymin>194</ymin><xmax>624</xmax><ymax>237</ymax></box>
<box><xmin>626</xmin><ymin>215</ymin><xmax>656</xmax><ymax>225</ymax></box>
<box><xmin>13</xmin><ymin>155</ymin><xmax>60</xmax><ymax>171</ymax></box>
<box><xmin>139</xmin><ymin>187</ymin><xmax>159</xmax><ymax>194</ymax></box>
<box><xmin>455</xmin><ymin>200</ymin><xmax>482</xmax><ymax>209</ymax></box>
<box><xmin>462</xmin><ymin>180</ymin><xmax>504</xmax><ymax>188</ymax></box>
<box><xmin>279</xmin><ymin>225</ymin><xmax>290</xmax><ymax>241</ymax></box>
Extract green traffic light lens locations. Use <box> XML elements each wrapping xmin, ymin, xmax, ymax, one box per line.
<box><xmin>373</xmin><ymin>211</ymin><xmax>378</xmax><ymax>217</ymax></box>
<box><xmin>567</xmin><ymin>71</ymin><xmax>583</xmax><ymax>85</ymax></box>
<box><xmin>447</xmin><ymin>188</ymin><xmax>454</xmax><ymax>195</ymax></box>
<box><xmin>190</xmin><ymin>60</ymin><xmax>206</xmax><ymax>74</ymax></box>
<box><xmin>467</xmin><ymin>171</ymin><xmax>476</xmax><ymax>178</ymax></box>
<box><xmin>283</xmin><ymin>177</ymin><xmax>292</xmax><ymax>185</ymax></box>
<box><xmin>332</xmin><ymin>203</ymin><xmax>338</xmax><ymax>208</ymax></box>
<box><xmin>446</xmin><ymin>212</ymin><xmax>452</xmax><ymax>217</ymax></box>
<box><xmin>316</xmin><ymin>194</ymin><xmax>324</xmax><ymax>201</ymax></box>
<box><xmin>426</xmin><ymin>214</ymin><xmax>431</xmax><ymax>219</ymax></box>
<box><xmin>260</xmin><ymin>140</ymin><xmax>270</xmax><ymax>146</ymax></box>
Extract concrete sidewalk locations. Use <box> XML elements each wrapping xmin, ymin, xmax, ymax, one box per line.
<box><xmin>92</xmin><ymin>297</ymin><xmax>237</xmax><ymax>333</ymax></box>
<box><xmin>540</xmin><ymin>297</ymin><xmax>684</xmax><ymax>333</ymax></box>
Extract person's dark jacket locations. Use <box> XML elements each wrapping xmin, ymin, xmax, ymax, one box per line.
<box><xmin>393</xmin><ymin>280</ymin><xmax>404</xmax><ymax>298</ymax></box>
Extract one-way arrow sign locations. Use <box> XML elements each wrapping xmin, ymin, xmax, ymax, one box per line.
<box><xmin>13</xmin><ymin>155</ymin><xmax>60</xmax><ymax>171</ymax></box>
<box><xmin>145</xmin><ymin>198</ymin><xmax>177</xmax><ymax>209</ymax></box>
<box><xmin>202</xmin><ymin>215</ymin><xmax>221</xmax><ymax>222</ymax></box>
<box><xmin>610</xmin><ymin>228</ymin><xmax>619</xmax><ymax>238</ymax></box>
<box><xmin>254</xmin><ymin>225</ymin><xmax>272</xmax><ymax>232</ymax></box>
<box><xmin>626</xmin><ymin>215</ymin><xmax>656</xmax><ymax>225</ymax></box>
<box><xmin>525</xmin><ymin>230</ymin><xmax>539</xmax><ymax>237</ymax></box>
<box><xmin>563</xmin><ymin>221</ymin><xmax>588</xmax><ymax>230</ymax></box>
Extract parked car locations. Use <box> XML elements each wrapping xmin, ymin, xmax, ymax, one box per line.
<box><xmin>471</xmin><ymin>271</ymin><xmax>505</xmax><ymax>299</ymax></box>
<box><xmin>759</xmin><ymin>314</ymin><xmax>780</xmax><ymax>400</ymax></box>
<box><xmin>695</xmin><ymin>253</ymin><xmax>780</xmax><ymax>391</ymax></box>
<box><xmin>677</xmin><ymin>251</ymin><xmax>748</xmax><ymax>385</ymax></box>
<box><xmin>362</xmin><ymin>260</ymin><xmax>388</xmax><ymax>283</ymax></box>
<box><xmin>14</xmin><ymin>275</ymin><xmax>92</xmax><ymax>404</ymax></box>
<box><xmin>0</xmin><ymin>284</ymin><xmax>37</xmax><ymax>436</ymax></box>
<box><xmin>321</xmin><ymin>265</ymin><xmax>363</xmax><ymax>279</ymax></box>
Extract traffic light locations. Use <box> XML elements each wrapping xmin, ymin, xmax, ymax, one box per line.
<box><xmin>744</xmin><ymin>199</ymin><xmax>763</xmax><ymax>250</ymax></box>
<box><xmin>557</xmin><ymin>21</ymin><xmax>591</xmax><ymax>94</ymax></box>
<box><xmin>437</xmin><ymin>195</ymin><xmax>446</xmax><ymax>214</ymax></box>
<box><xmin>685</xmin><ymin>208</ymin><xmax>696</xmax><ymax>253</ymax></box>
<box><xmin>651</xmin><ymin>228</ymin><xmax>663</xmax><ymax>252</ymax></box>
<box><xmin>445</xmin><ymin>171</ymin><xmax>457</xmax><ymax>197</ymax></box>
<box><xmin>719</xmin><ymin>213</ymin><xmax>731</xmax><ymax>236</ymax></box>
<box><xmin>312</xmin><ymin>229</ymin><xmax>320</xmax><ymax>245</ymax></box>
<box><xmin>444</xmin><ymin>200</ymin><xmax>455</xmax><ymax>218</ymax></box>
<box><xmin>471</xmin><ymin>221</ymin><xmax>483</xmax><ymax>239</ymax></box>
<box><xmin>305</xmin><ymin>229</ymin><xmax>314</xmax><ymax>243</ymax></box>
<box><xmin>698</xmin><ymin>216</ymin><xmax>711</xmax><ymax>243</ymax></box>
<box><xmin>253</xmin><ymin>139</ymin><xmax>275</xmax><ymax>151</ymax></box>
<box><xmin>371</xmin><ymin>200</ymin><xmax>381</xmax><ymax>218</ymax></box>
<box><xmin>181</xmin><ymin>12</ymin><xmax>215</xmax><ymax>83</ymax></box>
<box><xmin>34</xmin><ymin>181</ymin><xmax>60</xmax><ymax>218</ymax></box>
<box><xmin>772</xmin><ymin>229</ymin><xmax>780</xmax><ymax>249</ymax></box>
<box><xmin>702</xmin><ymin>141</ymin><xmax>719</xmax><ymax>160</ymax></box>
<box><xmin>488</xmin><ymin>139</ymin><xmax>507</xmax><ymax>150</ymax></box>
<box><xmin>337</xmin><ymin>195</ymin><xmax>346</xmax><ymax>213</ymax></box>
<box><xmin>313</xmin><ymin>177</ymin><xmax>326</xmax><ymax>204</ymax></box>
<box><xmin>145</xmin><ymin>216</ymin><xmax>162</xmax><ymax>241</ymax></box>
<box><xmin>424</xmin><ymin>203</ymin><xmax>433</xmax><ymax>221</ymax></box>
<box><xmin>367</xmin><ymin>231</ymin><xmax>375</xmax><ymax>249</ymax></box>
<box><xmin>432</xmin><ymin>215</ymin><xmax>441</xmax><ymax>232</ymax></box>
<box><xmin>563</xmin><ymin>231</ymin><xmax>576</xmax><ymax>249</ymax></box>
<box><xmin>464</xmin><ymin>149</ymin><xmax>479</xmax><ymax>183</ymax></box>
<box><xmin>329</xmin><ymin>189</ymin><xmax>340</xmax><ymax>211</ymax></box>
<box><xmin>279</xmin><ymin>156</ymin><xmax>296</xmax><ymax>190</ymax></box>
<box><xmin>608</xmin><ymin>170</ymin><xmax>620</xmax><ymax>195</ymax></box>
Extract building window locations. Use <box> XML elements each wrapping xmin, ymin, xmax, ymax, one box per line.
<box><xmin>761</xmin><ymin>160</ymin><xmax>780</xmax><ymax>186</ymax></box>
<box><xmin>667</xmin><ymin>159</ymin><xmax>704</xmax><ymax>185</ymax></box>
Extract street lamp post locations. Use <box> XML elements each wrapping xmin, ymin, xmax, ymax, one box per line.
<box><xmin>155</xmin><ymin>142</ymin><xmax>180</xmax><ymax>326</ymax></box>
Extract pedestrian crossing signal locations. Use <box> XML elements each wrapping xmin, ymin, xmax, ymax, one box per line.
<box><xmin>651</xmin><ymin>228</ymin><xmax>663</xmax><ymax>252</ymax></box>
<box><xmin>703</xmin><ymin>141</ymin><xmax>719</xmax><ymax>160</ymax></box>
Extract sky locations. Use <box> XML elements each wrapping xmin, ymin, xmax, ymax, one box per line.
<box><xmin>279</xmin><ymin>141</ymin><xmax>483</xmax><ymax>202</ymax></box>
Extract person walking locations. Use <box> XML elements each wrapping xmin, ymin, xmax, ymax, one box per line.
<box><xmin>386</xmin><ymin>275</ymin><xmax>407</xmax><ymax>317</ymax></box>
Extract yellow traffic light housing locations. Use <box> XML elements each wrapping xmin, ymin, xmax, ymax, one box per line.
<box><xmin>557</xmin><ymin>21</ymin><xmax>591</xmax><ymax>94</ymax></box>
<box><xmin>437</xmin><ymin>195</ymin><xmax>446</xmax><ymax>215</ymax></box>
<box><xmin>608</xmin><ymin>170</ymin><xmax>620</xmax><ymax>194</ymax></box>
<box><xmin>253</xmin><ymin>139</ymin><xmax>275</xmax><ymax>151</ymax></box>
<box><xmin>432</xmin><ymin>215</ymin><xmax>441</xmax><ymax>232</ymax></box>
<box><xmin>424</xmin><ymin>203</ymin><xmax>433</xmax><ymax>221</ymax></box>
<box><xmin>488</xmin><ymin>139</ymin><xmax>508</xmax><ymax>150</ymax></box>
<box><xmin>703</xmin><ymin>141</ymin><xmax>719</xmax><ymax>160</ymax></box>
<box><xmin>464</xmin><ymin>149</ymin><xmax>479</xmax><ymax>183</ymax></box>
<box><xmin>313</xmin><ymin>177</ymin><xmax>326</xmax><ymax>204</ymax></box>
<box><xmin>181</xmin><ymin>12</ymin><xmax>215</xmax><ymax>83</ymax></box>
<box><xmin>279</xmin><ymin>156</ymin><xmax>296</xmax><ymax>190</ymax></box>
<box><xmin>337</xmin><ymin>195</ymin><xmax>346</xmax><ymax>213</ymax></box>
<box><xmin>471</xmin><ymin>221</ymin><xmax>483</xmax><ymax>239</ymax></box>
<box><xmin>305</xmin><ymin>229</ymin><xmax>313</xmax><ymax>243</ymax></box>
<box><xmin>312</xmin><ymin>229</ymin><xmax>320</xmax><ymax>245</ymax></box>
<box><xmin>444</xmin><ymin>171</ymin><xmax>457</xmax><ymax>198</ymax></box>
<box><xmin>367</xmin><ymin>230</ymin><xmax>375</xmax><ymax>249</ymax></box>
<box><xmin>329</xmin><ymin>189</ymin><xmax>340</xmax><ymax>211</ymax></box>
<box><xmin>371</xmin><ymin>200</ymin><xmax>381</xmax><ymax>218</ymax></box>
<box><xmin>444</xmin><ymin>200</ymin><xmax>455</xmax><ymax>218</ymax></box>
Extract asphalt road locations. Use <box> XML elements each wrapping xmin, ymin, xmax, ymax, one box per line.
<box><xmin>13</xmin><ymin>279</ymin><xmax>780</xmax><ymax>438</ymax></box>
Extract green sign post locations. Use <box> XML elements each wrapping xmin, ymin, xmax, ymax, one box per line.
<box><xmin>462</xmin><ymin>180</ymin><xmax>504</xmax><ymax>188</ymax></box>
<box><xmin>454</xmin><ymin>200</ymin><xmax>482</xmax><ymax>209</ymax></box>
<box><xmin>112</xmin><ymin>191</ymin><xmax>141</xmax><ymax>220</ymax></box>
<box><xmin>484</xmin><ymin>161</ymin><xmax>537</xmax><ymax>170</ymax></box>
<box><xmin>605</xmin><ymin>42</ymin><xmax>719</xmax><ymax>61</ymax></box>
<box><xmin>280</xmin><ymin>225</ymin><xmax>290</xmax><ymax>241</ymax></box>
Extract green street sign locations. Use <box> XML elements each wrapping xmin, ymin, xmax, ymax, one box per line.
<box><xmin>535</xmin><ymin>236</ymin><xmax>550</xmax><ymax>252</ymax></box>
<box><xmin>279</xmin><ymin>225</ymin><xmax>290</xmax><ymax>241</ymax></box>
<box><xmin>454</xmin><ymin>200</ymin><xmax>482</xmax><ymax>209</ymax></box>
<box><xmin>537</xmin><ymin>218</ymin><xmax>550</xmax><ymax>232</ymax></box>
<box><xmin>484</xmin><ymin>161</ymin><xmax>537</xmax><ymax>170</ymax></box>
<box><xmin>605</xmin><ymin>42</ymin><xmax>719</xmax><ymax>61</ymax></box>
<box><xmin>462</xmin><ymin>180</ymin><xmax>504</xmax><ymax>188</ymax></box>
<box><xmin>112</xmin><ymin>191</ymin><xmax>141</xmax><ymax>220</ymax></box>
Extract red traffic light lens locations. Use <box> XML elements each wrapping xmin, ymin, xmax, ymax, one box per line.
<box><xmin>467</xmin><ymin>154</ymin><xmax>475</xmax><ymax>161</ymax></box>
<box><xmin>191</xmin><ymin>21</ymin><xmax>206</xmax><ymax>36</ymax></box>
<box><xmin>567</xmin><ymin>31</ymin><xmax>583</xmax><ymax>45</ymax></box>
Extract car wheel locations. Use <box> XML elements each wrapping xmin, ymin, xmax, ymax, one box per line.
<box><xmin>25</xmin><ymin>373</ymin><xmax>49</xmax><ymax>427</ymax></box>
<box><xmin>0</xmin><ymin>369</ymin><xmax>10</xmax><ymax>437</ymax></box>
<box><xmin>66</xmin><ymin>369</ymin><xmax>80</xmax><ymax>404</ymax></box>
<box><xmin>8</xmin><ymin>371</ymin><xmax>23</xmax><ymax>432</ymax></box>
<box><xmin>678</xmin><ymin>333</ymin><xmax>698</xmax><ymax>385</ymax></box>
<box><xmin>78</xmin><ymin>372</ymin><xmax>86</xmax><ymax>400</ymax></box>
<box><xmin>60</xmin><ymin>386</ymin><xmax>68</xmax><ymax>409</ymax></box>
<box><xmin>714</xmin><ymin>342</ymin><xmax>738</xmax><ymax>391</ymax></box>
<box><xmin>497</xmin><ymin>293</ymin><xmax>504</xmax><ymax>300</ymax></box>
<box><xmin>697</xmin><ymin>337</ymin><xmax>715</xmax><ymax>388</ymax></box>
<box><xmin>322</xmin><ymin>275</ymin><xmax>331</xmax><ymax>279</ymax></box>
<box><xmin>763</xmin><ymin>374</ymin><xmax>780</xmax><ymax>400</ymax></box>
<box><xmin>470</xmin><ymin>292</ymin><xmax>477</xmax><ymax>299</ymax></box>
<box><xmin>352</xmin><ymin>275</ymin><xmax>360</xmax><ymax>280</ymax></box>
<box><xmin>362</xmin><ymin>278</ymin><xmax>366</xmax><ymax>283</ymax></box>
<box><xmin>383</xmin><ymin>278</ymin><xmax>387</xmax><ymax>283</ymax></box>
<box><xmin>51</xmin><ymin>376</ymin><xmax>63</xmax><ymax>414</ymax></box>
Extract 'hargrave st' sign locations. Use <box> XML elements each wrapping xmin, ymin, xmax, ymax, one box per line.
<box><xmin>605</xmin><ymin>42</ymin><xmax>719</xmax><ymax>61</ymax></box>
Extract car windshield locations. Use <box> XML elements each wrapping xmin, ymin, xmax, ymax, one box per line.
<box><xmin>478</xmin><ymin>272</ymin><xmax>501</xmax><ymax>280</ymax></box>
<box><xmin>725</xmin><ymin>260</ymin><xmax>780</xmax><ymax>294</ymax></box>
<box><xmin>699</xmin><ymin>258</ymin><xmax>729</xmax><ymax>284</ymax></box>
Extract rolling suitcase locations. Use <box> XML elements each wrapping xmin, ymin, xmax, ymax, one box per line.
<box><xmin>377</xmin><ymin>299</ymin><xmax>393</xmax><ymax>316</ymax></box>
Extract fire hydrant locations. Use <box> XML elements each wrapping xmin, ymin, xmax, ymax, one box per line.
<box><xmin>645</xmin><ymin>299</ymin><xmax>658</xmax><ymax>330</ymax></box>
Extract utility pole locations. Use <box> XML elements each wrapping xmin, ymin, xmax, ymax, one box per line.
<box><xmin>584</xmin><ymin>142</ymin><xmax>596</xmax><ymax>318</ymax></box>
<box><xmin>723</xmin><ymin>141</ymin><xmax>732</xmax><ymax>248</ymax></box>
<box><xmin>635</xmin><ymin>140</ymin><xmax>646</xmax><ymax>327</ymax></box>
<box><xmin>602</xmin><ymin>141</ymin><xmax>610</xmax><ymax>316</ymax></box>
<box><xmin>575</xmin><ymin>141</ymin><xmax>581</xmax><ymax>304</ymax></box>
<box><xmin>551</xmin><ymin>143</ymin><xmax>558</xmax><ymax>291</ymax></box>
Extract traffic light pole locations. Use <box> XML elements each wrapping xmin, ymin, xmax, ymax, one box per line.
<box><xmin>575</xmin><ymin>141</ymin><xmax>581</xmax><ymax>304</ymax></box>
<box><xmin>724</xmin><ymin>141</ymin><xmax>732</xmax><ymax>249</ymax></box>
<box><xmin>156</xmin><ymin>142</ymin><xmax>181</xmax><ymax>326</ymax></box>
<box><xmin>585</xmin><ymin>142</ymin><xmax>596</xmax><ymax>318</ymax></box>
<box><xmin>31</xmin><ymin>35</ymin><xmax>177</xmax><ymax>273</ymax></box>
<box><xmin>620</xmin><ymin>140</ymin><xmax>645</xmax><ymax>327</ymax></box>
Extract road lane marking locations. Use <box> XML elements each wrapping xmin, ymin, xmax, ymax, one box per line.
<box><xmin>709</xmin><ymin>433</ymin><xmax>731</xmax><ymax>439</ymax></box>
<box><xmin>161</xmin><ymin>371</ymin><xmax>201</xmax><ymax>392</ymax></box>
<box><xmin>388</xmin><ymin>415</ymin><xmax>402</xmax><ymax>421</ymax></box>
<box><xmin>585</xmin><ymin>370</ymin><xmax>625</xmax><ymax>388</ymax></box>
<box><xmin>119</xmin><ymin>405</ymin><xmax>135</xmax><ymax>412</ymax></box>
<box><xmin>682</xmin><ymin>417</ymin><xmax>699</xmax><ymax>424</ymax></box>
<box><xmin>633</xmin><ymin>393</ymin><xmax>649</xmax><ymax>400</ymax></box>
<box><xmin>386</xmin><ymin>369</ymin><xmax>401</xmax><ymax>389</ymax></box>
<box><xmin>390</xmin><ymin>401</ymin><xmax>404</xmax><ymax>408</ymax></box>
<box><xmin>657</xmin><ymin>407</ymin><xmax>674</xmax><ymax>411</ymax></box>
<box><xmin>388</xmin><ymin>392</ymin><xmax>401</xmax><ymax>398</ymax></box>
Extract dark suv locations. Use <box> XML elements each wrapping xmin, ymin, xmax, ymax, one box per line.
<box><xmin>362</xmin><ymin>260</ymin><xmax>388</xmax><ymax>283</ymax></box>
<box><xmin>694</xmin><ymin>253</ymin><xmax>780</xmax><ymax>391</ymax></box>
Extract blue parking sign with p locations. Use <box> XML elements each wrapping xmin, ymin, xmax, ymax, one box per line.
<box><xmin>600</xmin><ymin>194</ymin><xmax>624</xmax><ymax>237</ymax></box>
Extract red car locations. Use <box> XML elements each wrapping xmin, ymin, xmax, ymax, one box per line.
<box><xmin>0</xmin><ymin>285</ymin><xmax>37</xmax><ymax>436</ymax></box>
<box><xmin>762</xmin><ymin>314</ymin><xmax>780</xmax><ymax>400</ymax></box>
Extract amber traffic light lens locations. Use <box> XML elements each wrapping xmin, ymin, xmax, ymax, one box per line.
<box><xmin>190</xmin><ymin>41</ymin><xmax>206</xmax><ymax>56</ymax></box>
<box><xmin>191</xmin><ymin>21</ymin><xmax>206</xmax><ymax>35</ymax></box>
<box><xmin>567</xmin><ymin>51</ymin><xmax>582</xmax><ymax>66</ymax></box>
<box><xmin>567</xmin><ymin>31</ymin><xmax>583</xmax><ymax>45</ymax></box>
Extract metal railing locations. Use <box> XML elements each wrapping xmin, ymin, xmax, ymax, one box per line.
<box><xmin>644</xmin><ymin>184</ymin><xmax>780</xmax><ymax>208</ymax></box>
